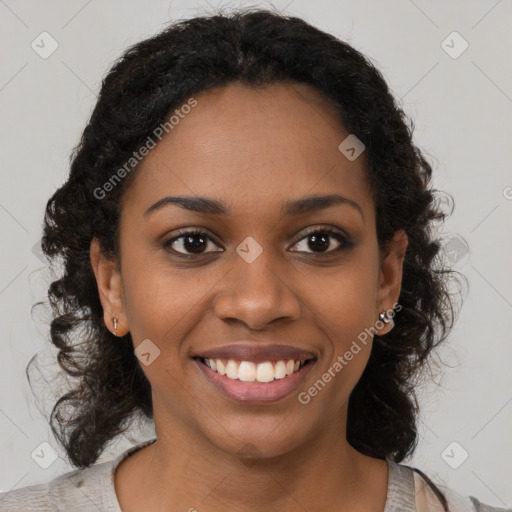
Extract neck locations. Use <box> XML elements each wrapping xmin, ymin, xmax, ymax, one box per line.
<box><xmin>116</xmin><ymin>407</ymin><xmax>389</xmax><ymax>512</ymax></box>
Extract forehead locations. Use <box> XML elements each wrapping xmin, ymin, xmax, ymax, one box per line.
<box><xmin>121</xmin><ymin>81</ymin><xmax>373</xmax><ymax>223</ymax></box>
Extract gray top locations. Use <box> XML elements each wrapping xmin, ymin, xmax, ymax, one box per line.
<box><xmin>0</xmin><ymin>438</ymin><xmax>509</xmax><ymax>511</ymax></box>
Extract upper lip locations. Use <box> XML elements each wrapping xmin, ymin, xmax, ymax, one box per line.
<box><xmin>193</xmin><ymin>344</ymin><xmax>317</xmax><ymax>363</ymax></box>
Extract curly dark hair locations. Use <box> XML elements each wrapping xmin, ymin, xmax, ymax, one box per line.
<box><xmin>29</xmin><ymin>7</ymin><xmax>464</xmax><ymax>509</ymax></box>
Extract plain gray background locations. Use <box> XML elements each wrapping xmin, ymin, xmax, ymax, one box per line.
<box><xmin>1</xmin><ymin>0</ymin><xmax>511</xmax><ymax>508</ymax></box>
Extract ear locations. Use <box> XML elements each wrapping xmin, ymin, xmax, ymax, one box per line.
<box><xmin>90</xmin><ymin>237</ymin><xmax>129</xmax><ymax>336</ymax></box>
<box><xmin>375</xmin><ymin>229</ymin><xmax>408</xmax><ymax>335</ymax></box>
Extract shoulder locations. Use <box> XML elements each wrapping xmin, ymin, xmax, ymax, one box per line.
<box><xmin>0</xmin><ymin>438</ymin><xmax>156</xmax><ymax>512</ymax></box>
<box><xmin>407</xmin><ymin>463</ymin><xmax>511</xmax><ymax>512</ymax></box>
<box><xmin>0</xmin><ymin>480</ymin><xmax>54</xmax><ymax>510</ymax></box>
<box><xmin>0</xmin><ymin>460</ymin><xmax>115</xmax><ymax>512</ymax></box>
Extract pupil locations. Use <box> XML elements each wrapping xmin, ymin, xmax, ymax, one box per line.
<box><xmin>185</xmin><ymin>234</ymin><xmax>207</xmax><ymax>253</ymax></box>
<box><xmin>181</xmin><ymin>233</ymin><xmax>332</xmax><ymax>254</ymax></box>
<box><xmin>309</xmin><ymin>233</ymin><xmax>329</xmax><ymax>252</ymax></box>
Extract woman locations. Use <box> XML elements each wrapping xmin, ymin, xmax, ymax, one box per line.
<box><xmin>1</xmin><ymin>8</ymin><xmax>508</xmax><ymax>512</ymax></box>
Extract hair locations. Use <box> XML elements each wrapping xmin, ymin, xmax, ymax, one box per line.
<box><xmin>29</xmin><ymin>7</ymin><xmax>465</xmax><ymax>510</ymax></box>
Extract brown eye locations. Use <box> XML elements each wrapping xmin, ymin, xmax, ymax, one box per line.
<box><xmin>163</xmin><ymin>229</ymin><xmax>223</xmax><ymax>256</ymax></box>
<box><xmin>290</xmin><ymin>229</ymin><xmax>353</xmax><ymax>255</ymax></box>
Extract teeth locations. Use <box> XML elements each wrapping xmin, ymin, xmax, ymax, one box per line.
<box><xmin>216</xmin><ymin>359</ymin><xmax>226</xmax><ymax>375</ymax></box>
<box><xmin>256</xmin><ymin>361</ymin><xmax>274</xmax><ymax>383</ymax></box>
<box><xmin>274</xmin><ymin>360</ymin><xmax>286</xmax><ymax>379</ymax></box>
<box><xmin>225</xmin><ymin>360</ymin><xmax>239</xmax><ymax>379</ymax></box>
<box><xmin>204</xmin><ymin>358</ymin><xmax>308</xmax><ymax>382</ymax></box>
<box><xmin>238</xmin><ymin>361</ymin><xmax>256</xmax><ymax>382</ymax></box>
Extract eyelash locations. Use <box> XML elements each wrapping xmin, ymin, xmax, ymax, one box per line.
<box><xmin>162</xmin><ymin>226</ymin><xmax>354</xmax><ymax>258</ymax></box>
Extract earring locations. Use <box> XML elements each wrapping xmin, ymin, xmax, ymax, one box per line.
<box><xmin>379</xmin><ymin>310</ymin><xmax>392</xmax><ymax>324</ymax></box>
<box><xmin>112</xmin><ymin>317</ymin><xmax>118</xmax><ymax>336</ymax></box>
<box><xmin>378</xmin><ymin>309</ymin><xmax>395</xmax><ymax>333</ymax></box>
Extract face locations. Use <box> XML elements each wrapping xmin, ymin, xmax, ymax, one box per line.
<box><xmin>91</xmin><ymin>81</ymin><xmax>407</xmax><ymax>459</ymax></box>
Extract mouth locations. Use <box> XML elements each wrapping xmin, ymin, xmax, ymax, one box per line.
<box><xmin>193</xmin><ymin>356</ymin><xmax>317</xmax><ymax>403</ymax></box>
<box><xmin>195</xmin><ymin>356</ymin><xmax>314</xmax><ymax>381</ymax></box>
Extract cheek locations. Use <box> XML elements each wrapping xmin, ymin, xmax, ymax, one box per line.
<box><xmin>119</xmin><ymin>267</ymin><xmax>196</xmax><ymax>401</ymax></box>
<box><xmin>122</xmin><ymin>275</ymin><xmax>194</xmax><ymax>346</ymax></box>
<box><xmin>120</xmin><ymin>256</ymin><xmax>217</xmax><ymax>377</ymax></box>
<box><xmin>309</xmin><ymin>261</ymin><xmax>378</xmax><ymax>330</ymax></box>
<box><xmin>304</xmin><ymin>253</ymin><xmax>379</xmax><ymax>377</ymax></box>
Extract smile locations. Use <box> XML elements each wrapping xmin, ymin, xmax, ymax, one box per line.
<box><xmin>194</xmin><ymin>357</ymin><xmax>317</xmax><ymax>403</ymax></box>
<box><xmin>199</xmin><ymin>357</ymin><xmax>310</xmax><ymax>382</ymax></box>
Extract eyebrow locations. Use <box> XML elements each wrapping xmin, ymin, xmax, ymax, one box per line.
<box><xmin>144</xmin><ymin>194</ymin><xmax>364</xmax><ymax>220</ymax></box>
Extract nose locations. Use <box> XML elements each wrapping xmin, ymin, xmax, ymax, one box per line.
<box><xmin>212</xmin><ymin>247</ymin><xmax>301</xmax><ymax>330</ymax></box>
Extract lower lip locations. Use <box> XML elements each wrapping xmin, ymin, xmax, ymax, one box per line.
<box><xmin>194</xmin><ymin>358</ymin><xmax>316</xmax><ymax>404</ymax></box>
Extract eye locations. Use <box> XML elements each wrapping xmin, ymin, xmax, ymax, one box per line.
<box><xmin>163</xmin><ymin>229</ymin><xmax>223</xmax><ymax>256</ymax></box>
<box><xmin>290</xmin><ymin>227</ymin><xmax>353</xmax><ymax>256</ymax></box>
<box><xmin>163</xmin><ymin>226</ymin><xmax>353</xmax><ymax>258</ymax></box>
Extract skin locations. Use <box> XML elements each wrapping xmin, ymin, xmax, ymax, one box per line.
<box><xmin>90</xmin><ymin>81</ymin><xmax>408</xmax><ymax>512</ymax></box>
